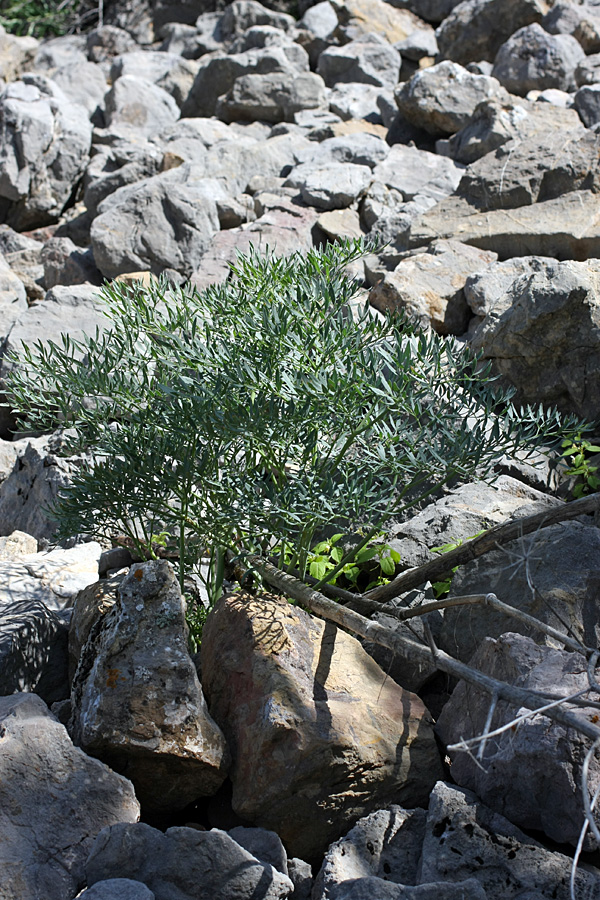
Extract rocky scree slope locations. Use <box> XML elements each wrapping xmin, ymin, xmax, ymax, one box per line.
<box><xmin>0</xmin><ymin>0</ymin><xmax>599</xmax><ymax>898</ymax></box>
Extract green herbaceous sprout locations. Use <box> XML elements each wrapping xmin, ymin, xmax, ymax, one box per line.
<box><xmin>7</xmin><ymin>239</ymin><xmax>583</xmax><ymax>614</ymax></box>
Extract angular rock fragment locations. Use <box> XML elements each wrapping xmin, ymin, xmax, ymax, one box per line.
<box><xmin>372</xmin><ymin>143</ymin><xmax>463</xmax><ymax>203</ymax></box>
<box><xmin>317</xmin><ymin>35</ymin><xmax>401</xmax><ymax>88</ymax></box>
<box><xmin>70</xmin><ymin>560</ymin><xmax>230</xmax><ymax>812</ymax></box>
<box><xmin>0</xmin><ymin>692</ymin><xmax>139</xmax><ymax>900</ymax></box>
<box><xmin>492</xmin><ymin>23</ymin><xmax>584</xmax><ymax>95</ymax></box>
<box><xmin>104</xmin><ymin>75</ymin><xmax>180</xmax><ymax>138</ymax></box>
<box><xmin>217</xmin><ymin>70</ymin><xmax>327</xmax><ymax>122</ymax></box>
<box><xmin>201</xmin><ymin>591</ymin><xmax>443</xmax><ymax>861</ymax></box>
<box><xmin>0</xmin><ymin>597</ymin><xmax>69</xmax><ymax>703</ymax></box>
<box><xmin>436</xmin><ymin>0</ymin><xmax>549</xmax><ymax>65</ymax></box>
<box><xmin>543</xmin><ymin>1</ymin><xmax>600</xmax><ymax>53</ymax></box>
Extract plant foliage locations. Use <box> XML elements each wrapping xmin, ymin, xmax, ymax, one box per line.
<box><xmin>0</xmin><ymin>0</ymin><xmax>98</xmax><ymax>37</ymax></box>
<box><xmin>7</xmin><ymin>239</ymin><xmax>582</xmax><ymax>606</ymax></box>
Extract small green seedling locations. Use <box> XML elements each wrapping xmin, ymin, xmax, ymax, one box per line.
<box><xmin>276</xmin><ymin>533</ymin><xmax>401</xmax><ymax>592</ymax></box>
<box><xmin>561</xmin><ymin>434</ymin><xmax>600</xmax><ymax>498</ymax></box>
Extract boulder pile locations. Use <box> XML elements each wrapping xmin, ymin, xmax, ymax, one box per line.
<box><xmin>0</xmin><ymin>0</ymin><xmax>599</xmax><ymax>897</ymax></box>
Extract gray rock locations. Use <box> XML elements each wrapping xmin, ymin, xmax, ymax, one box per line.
<box><xmin>575</xmin><ymin>51</ymin><xmax>600</xmax><ymax>86</ymax></box>
<box><xmin>86</xmin><ymin>822</ymin><xmax>294</xmax><ymax>900</ymax></box>
<box><xmin>201</xmin><ymin>132</ymin><xmax>312</xmax><ymax>194</ymax></box>
<box><xmin>287</xmin><ymin>858</ymin><xmax>313</xmax><ymax>900</ymax></box>
<box><xmin>110</xmin><ymin>50</ymin><xmax>187</xmax><ymax>85</ymax></box>
<box><xmin>104</xmin><ymin>75</ymin><xmax>180</xmax><ymax>138</ymax></box>
<box><xmin>328</xmin><ymin>878</ymin><xmax>488</xmax><ymax>900</ymax></box>
<box><xmin>155</xmin><ymin>57</ymin><xmax>200</xmax><ymax>109</ymax></box>
<box><xmin>437</xmin><ymin>633</ymin><xmax>600</xmax><ymax>849</ymax></box>
<box><xmin>369</xmin><ymin>239</ymin><xmax>496</xmax><ymax>334</ymax></box>
<box><xmin>396</xmin><ymin>28</ymin><xmax>439</xmax><ymax>61</ymax></box>
<box><xmin>33</xmin><ymin>34</ymin><xmax>88</xmax><ymax>72</ymax></box>
<box><xmin>77</xmin><ymin>880</ymin><xmax>155</xmax><ymax>900</ymax></box>
<box><xmin>182</xmin><ymin>45</ymin><xmax>308</xmax><ymax>118</ymax></box>
<box><xmin>217</xmin><ymin>70</ymin><xmax>327</xmax><ymax>123</ymax></box>
<box><xmin>219</xmin><ymin>0</ymin><xmax>296</xmax><ymax>39</ymax></box>
<box><xmin>492</xmin><ymin>23</ymin><xmax>585</xmax><ymax>95</ymax></box>
<box><xmin>328</xmin><ymin>82</ymin><xmax>393</xmax><ymax>123</ymax></box>
<box><xmin>0</xmin><ymin>692</ymin><xmax>139</xmax><ymax>900</ymax></box>
<box><xmin>441</xmin><ymin>519</ymin><xmax>600</xmax><ymax>661</ymax></box>
<box><xmin>0</xmin><ymin>250</ymin><xmax>27</xmax><ymax>334</ymax></box>
<box><xmin>361</xmin><ymin>183</ymin><xmax>434</xmax><ymax>244</ymax></box>
<box><xmin>464</xmin><ymin>255</ymin><xmax>556</xmax><ymax>316</ymax></box>
<box><xmin>228</xmin><ymin>826</ymin><xmax>288</xmax><ymax>875</ymax></box>
<box><xmin>440</xmin><ymin>95</ymin><xmax>584</xmax><ymax>163</ymax></box>
<box><xmin>331</xmin><ymin>0</ymin><xmax>428</xmax><ymax>45</ymax></box>
<box><xmin>395</xmin><ymin>61</ymin><xmax>508</xmax><ymax>135</ymax></box>
<box><xmin>69</xmin><ymin>575</ymin><xmax>122</xmax><ymax>681</ymax></box>
<box><xmin>372</xmin><ymin>143</ymin><xmax>464</xmax><ymax>203</ymax></box>
<box><xmin>0</xmin><ymin>539</ymin><xmax>102</xmax><ymax>609</ymax></box>
<box><xmin>0</xmin><ymin>77</ymin><xmax>93</xmax><ymax>229</ymax></box>
<box><xmin>317</xmin><ymin>35</ymin><xmax>401</xmax><ymax>88</ymax></box>
<box><xmin>300</xmin><ymin>1</ymin><xmax>338</xmax><ymax>39</ymax></box>
<box><xmin>160</xmin><ymin>22</ymin><xmax>209</xmax><ymax>58</ymax></box>
<box><xmin>70</xmin><ymin>560</ymin><xmax>230</xmax><ymax>813</ymax></box>
<box><xmin>418</xmin><ymin>781</ymin><xmax>600</xmax><ymax>898</ymax></box>
<box><xmin>86</xmin><ymin>25</ymin><xmax>137</xmax><ymax>64</ymax></box>
<box><xmin>0</xmin><ymin>597</ymin><xmax>69</xmax><ymax>703</ymax></box>
<box><xmin>543</xmin><ymin>1</ymin><xmax>600</xmax><ymax>53</ymax></box>
<box><xmin>0</xmin><ymin>530</ymin><xmax>37</xmax><ymax>558</ymax></box>
<box><xmin>51</xmin><ymin>60</ymin><xmax>107</xmax><ymax>122</ymax></box>
<box><xmin>290</xmin><ymin>161</ymin><xmax>372</xmax><ymax>209</ymax></box>
<box><xmin>90</xmin><ymin>163</ymin><xmax>221</xmax><ymax>279</ymax></box>
<box><xmin>310</xmin><ymin>132</ymin><xmax>389</xmax><ymax>168</ymax></box>
<box><xmin>408</xmin><ymin>184</ymin><xmax>600</xmax><ymax>257</ymax></box>
<box><xmin>574</xmin><ymin>83</ymin><xmax>600</xmax><ymax>127</ymax></box>
<box><xmin>0</xmin><ymin>24</ymin><xmax>37</xmax><ymax>83</ymax></box>
<box><xmin>313</xmin><ymin>806</ymin><xmax>427</xmax><ymax>899</ymax></box>
<box><xmin>83</xmin><ymin>138</ymin><xmax>164</xmax><ymax>216</ymax></box>
<box><xmin>41</xmin><ymin>236</ymin><xmax>101</xmax><ymax>289</ymax></box>
<box><xmin>230</xmin><ymin>24</ymin><xmax>302</xmax><ymax>54</ymax></box>
<box><xmin>436</xmin><ymin>0</ymin><xmax>548</xmax><ymax>65</ymax></box>
<box><xmin>469</xmin><ymin>257</ymin><xmax>600</xmax><ymax>418</ymax></box>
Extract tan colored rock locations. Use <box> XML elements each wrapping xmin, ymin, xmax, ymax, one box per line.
<box><xmin>408</xmin><ymin>190</ymin><xmax>600</xmax><ymax>260</ymax></box>
<box><xmin>331</xmin><ymin>0</ymin><xmax>430</xmax><ymax>43</ymax></box>
<box><xmin>201</xmin><ymin>591</ymin><xmax>443</xmax><ymax>861</ymax></box>
<box><xmin>369</xmin><ymin>239</ymin><xmax>496</xmax><ymax>334</ymax></box>
<box><xmin>113</xmin><ymin>271</ymin><xmax>156</xmax><ymax>288</ymax></box>
<box><xmin>331</xmin><ymin>119</ymin><xmax>388</xmax><ymax>139</ymax></box>
<box><xmin>70</xmin><ymin>561</ymin><xmax>230</xmax><ymax>812</ymax></box>
<box><xmin>0</xmin><ymin>530</ymin><xmax>37</xmax><ymax>560</ymax></box>
<box><xmin>317</xmin><ymin>208</ymin><xmax>364</xmax><ymax>241</ymax></box>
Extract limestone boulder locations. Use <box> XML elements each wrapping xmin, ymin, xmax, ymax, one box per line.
<box><xmin>41</xmin><ymin>236</ymin><xmax>102</xmax><ymax>289</ymax></box>
<box><xmin>51</xmin><ymin>60</ymin><xmax>107</xmax><ymax>122</ymax></box>
<box><xmin>317</xmin><ymin>35</ymin><xmax>401</xmax><ymax>88</ymax></box>
<box><xmin>574</xmin><ymin>83</ymin><xmax>600</xmax><ymax>127</ymax></box>
<box><xmin>395</xmin><ymin>61</ymin><xmax>509</xmax><ymax>136</ymax></box>
<box><xmin>0</xmin><ymin>692</ymin><xmax>140</xmax><ymax>900</ymax></box>
<box><xmin>437</xmin><ymin>633</ymin><xmax>600</xmax><ymax>849</ymax></box>
<box><xmin>70</xmin><ymin>560</ymin><xmax>230</xmax><ymax>813</ymax></box>
<box><xmin>0</xmin><ymin>23</ymin><xmax>37</xmax><ymax>82</ymax></box>
<box><xmin>200</xmin><ymin>591</ymin><xmax>443</xmax><ymax>861</ymax></box>
<box><xmin>0</xmin><ymin>540</ymin><xmax>102</xmax><ymax>610</ymax></box>
<box><xmin>436</xmin><ymin>0</ymin><xmax>549</xmax><ymax>65</ymax></box>
<box><xmin>85</xmin><ymin>822</ymin><xmax>293</xmax><ymax>900</ymax></box>
<box><xmin>104</xmin><ymin>75</ymin><xmax>180</xmax><ymax>138</ymax></box>
<box><xmin>294</xmin><ymin>162</ymin><xmax>372</xmax><ymax>210</ymax></box>
<box><xmin>368</xmin><ymin>239</ymin><xmax>496</xmax><ymax>334</ymax></box>
<box><xmin>440</xmin><ymin>520</ymin><xmax>600</xmax><ymax>662</ymax></box>
<box><xmin>90</xmin><ymin>164</ymin><xmax>221</xmax><ymax>279</ymax></box>
<box><xmin>372</xmin><ymin>144</ymin><xmax>463</xmax><ymax>204</ymax></box>
<box><xmin>0</xmin><ymin>76</ymin><xmax>93</xmax><ymax>230</ymax></box>
<box><xmin>217</xmin><ymin>70</ymin><xmax>327</xmax><ymax>123</ymax></box>
<box><xmin>83</xmin><ymin>138</ymin><xmax>164</xmax><ymax>216</ymax></box>
<box><xmin>68</xmin><ymin>574</ymin><xmax>122</xmax><ymax>682</ymax></box>
<box><xmin>331</xmin><ymin>0</ymin><xmax>430</xmax><ymax>44</ymax></box>
<box><xmin>543</xmin><ymin>1</ymin><xmax>600</xmax><ymax>53</ymax></box>
<box><xmin>77</xmin><ymin>881</ymin><xmax>155</xmax><ymax>900</ymax></box>
<box><xmin>218</xmin><ymin>0</ymin><xmax>296</xmax><ymax>39</ymax></box>
<box><xmin>0</xmin><ymin>597</ymin><xmax>69</xmax><ymax>703</ymax></box>
<box><xmin>492</xmin><ymin>23</ymin><xmax>585</xmax><ymax>95</ymax></box>
<box><xmin>469</xmin><ymin>257</ymin><xmax>600</xmax><ymax>418</ymax></box>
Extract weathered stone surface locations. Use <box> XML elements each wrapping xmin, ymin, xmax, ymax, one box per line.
<box><xmin>437</xmin><ymin>633</ymin><xmax>600</xmax><ymax>849</ymax></box>
<box><xmin>83</xmin><ymin>138</ymin><xmax>164</xmax><ymax>216</ymax></box>
<box><xmin>395</xmin><ymin>61</ymin><xmax>508</xmax><ymax>135</ymax></box>
<box><xmin>408</xmin><ymin>189</ymin><xmax>600</xmax><ymax>259</ymax></box>
<box><xmin>313</xmin><ymin>806</ymin><xmax>427</xmax><ymax>899</ymax></box>
<box><xmin>441</xmin><ymin>519</ymin><xmax>600</xmax><ymax>662</ymax></box>
<box><xmin>492</xmin><ymin>24</ymin><xmax>584</xmax><ymax>95</ymax></box>
<box><xmin>463</xmin><ymin>254</ymin><xmax>555</xmax><ymax>316</ymax></box>
<box><xmin>0</xmin><ymin>23</ymin><xmax>37</xmax><ymax>82</ymax></box>
<box><xmin>0</xmin><ymin>529</ymin><xmax>37</xmax><ymax>559</ymax></box>
<box><xmin>41</xmin><ymin>235</ymin><xmax>101</xmax><ymax>288</ymax></box>
<box><xmin>331</xmin><ymin>0</ymin><xmax>429</xmax><ymax>44</ymax></box>
<box><xmin>52</xmin><ymin>60</ymin><xmax>107</xmax><ymax>122</ymax></box>
<box><xmin>0</xmin><ymin>249</ymin><xmax>27</xmax><ymax>333</ymax></box>
<box><xmin>296</xmin><ymin>162</ymin><xmax>372</xmax><ymax>210</ymax></box>
<box><xmin>309</xmin><ymin>133</ymin><xmax>390</xmax><ymax>168</ymax></box>
<box><xmin>0</xmin><ymin>692</ymin><xmax>140</xmax><ymax>900</ymax></box>
<box><xmin>217</xmin><ymin>70</ymin><xmax>327</xmax><ymax>122</ymax></box>
<box><xmin>328</xmin><ymin>83</ymin><xmax>393</xmax><ymax>124</ymax></box>
<box><xmin>201</xmin><ymin>591</ymin><xmax>443</xmax><ymax>861</ymax></box>
<box><xmin>228</xmin><ymin>826</ymin><xmax>288</xmax><ymax>875</ymax></box>
<box><xmin>326</xmin><ymin>878</ymin><xmax>488</xmax><ymax>900</ymax></box>
<box><xmin>436</xmin><ymin>0</ymin><xmax>549</xmax><ymax>65</ymax></box>
<box><xmin>77</xmin><ymin>880</ymin><xmax>155</xmax><ymax>900</ymax></box>
<box><xmin>69</xmin><ymin>574</ymin><xmax>122</xmax><ymax>682</ymax></box>
<box><xmin>219</xmin><ymin>0</ymin><xmax>296</xmax><ymax>39</ymax></box>
<box><xmin>70</xmin><ymin>561</ymin><xmax>230</xmax><ymax>812</ymax></box>
<box><xmin>372</xmin><ymin>144</ymin><xmax>464</xmax><ymax>204</ymax></box>
<box><xmin>317</xmin><ymin>208</ymin><xmax>364</xmax><ymax>241</ymax></box>
<box><xmin>110</xmin><ymin>50</ymin><xmax>188</xmax><ymax>85</ymax></box>
<box><xmin>469</xmin><ymin>257</ymin><xmax>600</xmax><ymax>417</ymax></box>
<box><xmin>33</xmin><ymin>34</ymin><xmax>87</xmax><ymax>72</ymax></box>
<box><xmin>86</xmin><ymin>25</ymin><xmax>137</xmax><ymax>64</ymax></box>
<box><xmin>361</xmin><ymin>184</ymin><xmax>435</xmax><ymax>245</ymax></box>
<box><xmin>441</xmin><ymin>96</ymin><xmax>584</xmax><ymax>163</ymax></box>
<box><xmin>0</xmin><ymin>76</ymin><xmax>93</xmax><ymax>229</ymax></box>
<box><xmin>575</xmin><ymin>51</ymin><xmax>600</xmax><ymax>86</ymax></box>
<box><xmin>0</xmin><ymin>540</ymin><xmax>102</xmax><ymax>609</ymax></box>
<box><xmin>369</xmin><ymin>239</ymin><xmax>496</xmax><ymax>334</ymax></box>
<box><xmin>104</xmin><ymin>75</ymin><xmax>180</xmax><ymax>138</ymax></box>
<box><xmin>86</xmin><ymin>822</ymin><xmax>293</xmax><ymax>900</ymax></box>
<box><xmin>543</xmin><ymin>1</ymin><xmax>600</xmax><ymax>53</ymax></box>
<box><xmin>574</xmin><ymin>83</ymin><xmax>600</xmax><ymax>127</ymax></box>
<box><xmin>0</xmin><ymin>597</ymin><xmax>69</xmax><ymax>703</ymax></box>
<box><xmin>317</xmin><ymin>36</ymin><xmax>401</xmax><ymax>88</ymax></box>
<box><xmin>288</xmin><ymin>858</ymin><xmax>313</xmax><ymax>900</ymax></box>
<box><xmin>418</xmin><ymin>781</ymin><xmax>600</xmax><ymax>898</ymax></box>
<box><xmin>90</xmin><ymin>164</ymin><xmax>221</xmax><ymax>279</ymax></box>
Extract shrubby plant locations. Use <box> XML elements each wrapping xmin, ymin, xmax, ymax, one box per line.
<box><xmin>7</xmin><ymin>239</ymin><xmax>581</xmax><ymax>612</ymax></box>
<box><xmin>0</xmin><ymin>0</ymin><xmax>99</xmax><ymax>37</ymax></box>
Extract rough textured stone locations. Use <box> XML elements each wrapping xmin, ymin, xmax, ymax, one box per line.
<box><xmin>309</xmin><ymin>133</ymin><xmax>390</xmax><ymax>168</ymax></box>
<box><xmin>0</xmin><ymin>76</ymin><xmax>93</xmax><ymax>229</ymax></box>
<box><xmin>90</xmin><ymin>164</ymin><xmax>221</xmax><ymax>279</ymax></box>
<box><xmin>492</xmin><ymin>24</ymin><xmax>585</xmax><ymax>95</ymax></box>
<box><xmin>317</xmin><ymin>36</ymin><xmax>401</xmax><ymax>88</ymax></box>
<box><xmin>288</xmin><ymin>858</ymin><xmax>313</xmax><ymax>900</ymax></box>
<box><xmin>440</xmin><ymin>520</ymin><xmax>600</xmax><ymax>662</ymax></box>
<box><xmin>85</xmin><ymin>822</ymin><xmax>293</xmax><ymax>900</ymax></box>
<box><xmin>104</xmin><ymin>75</ymin><xmax>180</xmax><ymax>138</ymax></box>
<box><xmin>228</xmin><ymin>826</ymin><xmax>288</xmax><ymax>875</ymax></box>
<box><xmin>313</xmin><ymin>806</ymin><xmax>427</xmax><ymax>899</ymax></box>
<box><xmin>469</xmin><ymin>257</ymin><xmax>600</xmax><ymax>417</ymax></box>
<box><xmin>437</xmin><ymin>633</ymin><xmax>600</xmax><ymax>849</ymax></box>
<box><xmin>418</xmin><ymin>781</ymin><xmax>600</xmax><ymax>898</ymax></box>
<box><xmin>369</xmin><ymin>239</ymin><xmax>496</xmax><ymax>334</ymax></box>
<box><xmin>331</xmin><ymin>0</ymin><xmax>429</xmax><ymax>44</ymax></box>
<box><xmin>296</xmin><ymin>162</ymin><xmax>372</xmax><ymax>210</ymax></box>
<box><xmin>41</xmin><ymin>235</ymin><xmax>101</xmax><ymax>288</ymax></box>
<box><xmin>436</xmin><ymin>0</ymin><xmax>549</xmax><ymax>65</ymax></box>
<box><xmin>0</xmin><ymin>249</ymin><xmax>27</xmax><ymax>333</ymax></box>
<box><xmin>86</xmin><ymin>25</ymin><xmax>137</xmax><ymax>64</ymax></box>
<box><xmin>575</xmin><ymin>51</ymin><xmax>600</xmax><ymax>86</ymax></box>
<box><xmin>463</xmin><ymin>254</ymin><xmax>555</xmax><ymax>316</ymax></box>
<box><xmin>219</xmin><ymin>0</ymin><xmax>296</xmax><ymax>39</ymax></box>
<box><xmin>83</xmin><ymin>138</ymin><xmax>164</xmax><ymax>216</ymax></box>
<box><xmin>69</xmin><ymin>574</ymin><xmax>122</xmax><ymax>682</ymax></box>
<box><xmin>574</xmin><ymin>83</ymin><xmax>600</xmax><ymax>127</ymax></box>
<box><xmin>543</xmin><ymin>1</ymin><xmax>600</xmax><ymax>53</ymax></box>
<box><xmin>328</xmin><ymin>83</ymin><xmax>392</xmax><ymax>124</ymax></box>
<box><xmin>217</xmin><ymin>70</ymin><xmax>327</xmax><ymax>122</ymax></box>
<box><xmin>317</xmin><ymin>208</ymin><xmax>364</xmax><ymax>241</ymax></box>
<box><xmin>0</xmin><ymin>540</ymin><xmax>102</xmax><ymax>609</ymax></box>
<box><xmin>0</xmin><ymin>529</ymin><xmax>37</xmax><ymax>559</ymax></box>
<box><xmin>0</xmin><ymin>597</ymin><xmax>69</xmax><ymax>703</ymax></box>
<box><xmin>201</xmin><ymin>591</ymin><xmax>443</xmax><ymax>861</ymax></box>
<box><xmin>77</xmin><ymin>880</ymin><xmax>155</xmax><ymax>900</ymax></box>
<box><xmin>327</xmin><ymin>878</ymin><xmax>488</xmax><ymax>900</ymax></box>
<box><xmin>395</xmin><ymin>62</ymin><xmax>508</xmax><ymax>135</ymax></box>
<box><xmin>0</xmin><ymin>692</ymin><xmax>140</xmax><ymax>900</ymax></box>
<box><xmin>0</xmin><ymin>23</ymin><xmax>37</xmax><ymax>82</ymax></box>
<box><xmin>372</xmin><ymin>144</ymin><xmax>464</xmax><ymax>204</ymax></box>
<box><xmin>70</xmin><ymin>561</ymin><xmax>230</xmax><ymax>813</ymax></box>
